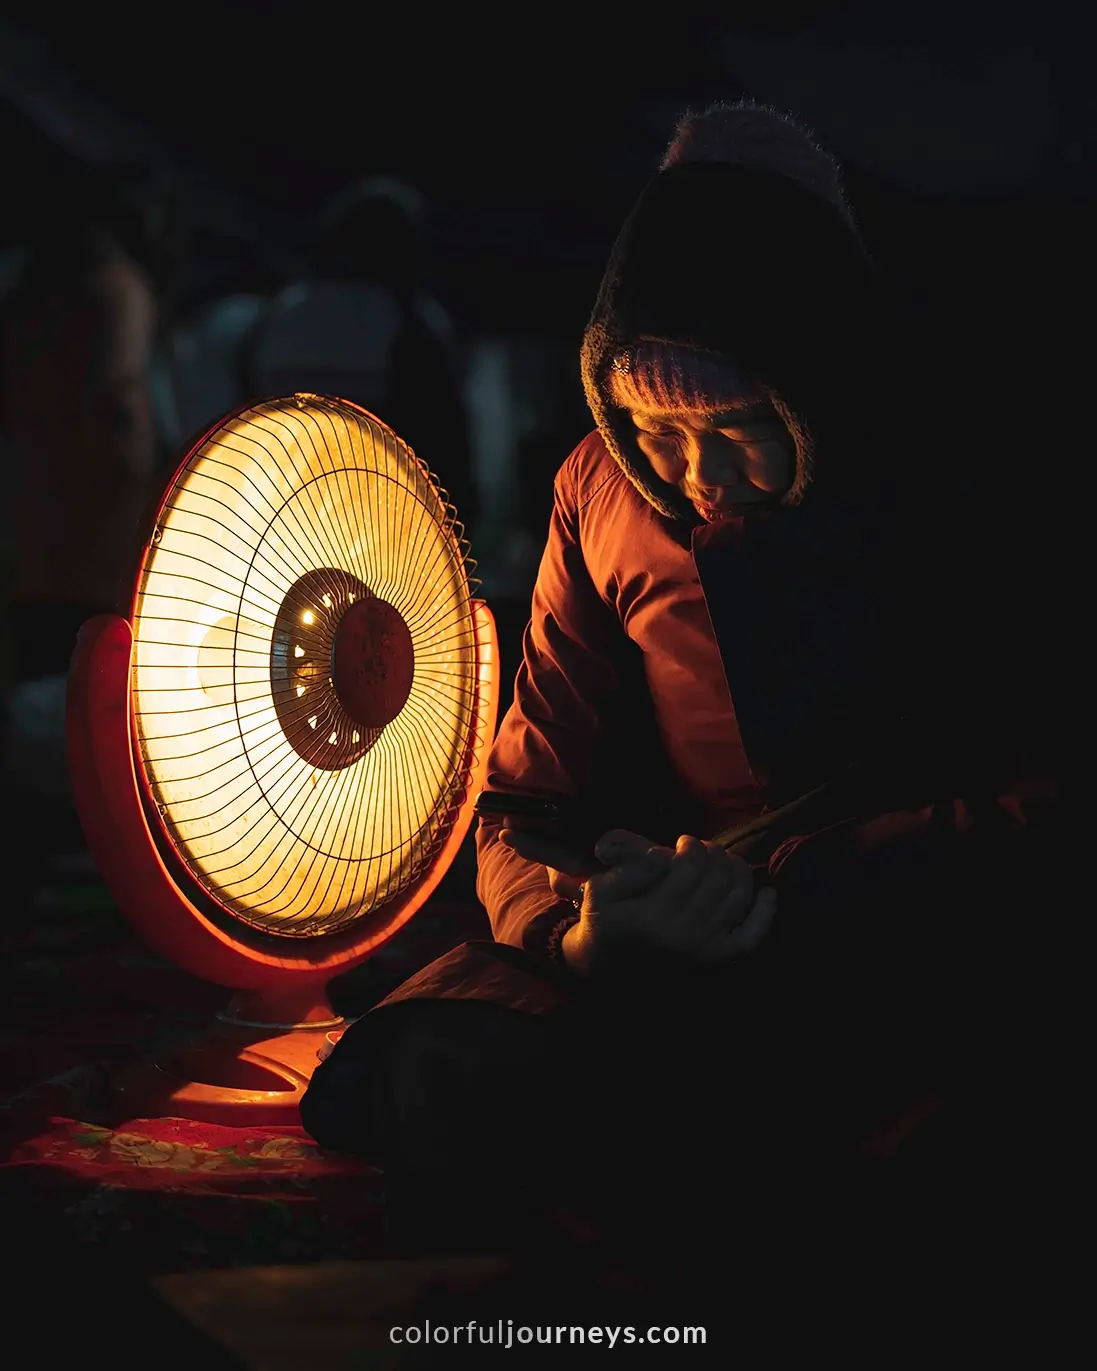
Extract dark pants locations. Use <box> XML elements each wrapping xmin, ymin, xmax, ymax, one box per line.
<box><xmin>300</xmin><ymin>947</ymin><xmax>925</xmax><ymax>1266</ymax></box>
<box><xmin>302</xmin><ymin>789</ymin><xmax>1055</xmax><ymax>1333</ymax></box>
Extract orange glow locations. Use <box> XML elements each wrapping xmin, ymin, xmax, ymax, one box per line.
<box><xmin>131</xmin><ymin>396</ymin><xmax>477</xmax><ymax>937</ymax></box>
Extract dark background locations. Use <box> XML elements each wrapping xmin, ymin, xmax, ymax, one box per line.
<box><xmin>4</xmin><ymin>1</ymin><xmax>1091</xmax><ymax>329</ymax></box>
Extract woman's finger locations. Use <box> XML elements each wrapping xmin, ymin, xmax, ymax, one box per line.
<box><xmin>722</xmin><ymin>887</ymin><xmax>778</xmax><ymax>957</ymax></box>
<box><xmin>705</xmin><ymin>844</ymin><xmax>754</xmax><ymax>903</ymax></box>
<box><xmin>594</xmin><ymin>829</ymin><xmax>665</xmax><ymax>864</ymax></box>
<box><xmin>499</xmin><ymin>827</ymin><xmax>596</xmax><ymax>878</ymax></box>
<box><xmin>679</xmin><ymin>862</ymin><xmax>740</xmax><ymax>928</ymax></box>
<box><xmin>547</xmin><ymin>867</ymin><xmax>584</xmax><ymax>903</ymax></box>
<box><xmin>644</xmin><ymin>835</ymin><xmax>714</xmax><ymax>904</ymax></box>
<box><xmin>587</xmin><ymin>848</ymin><xmax>673</xmax><ymax>907</ymax></box>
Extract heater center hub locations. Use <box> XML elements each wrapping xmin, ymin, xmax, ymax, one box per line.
<box><xmin>332</xmin><ymin>597</ymin><xmax>414</xmax><ymax>729</ymax></box>
<box><xmin>270</xmin><ymin>568</ymin><xmax>381</xmax><ymax>772</ymax></box>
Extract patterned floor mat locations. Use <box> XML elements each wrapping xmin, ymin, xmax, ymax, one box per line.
<box><xmin>0</xmin><ymin>806</ymin><xmax>489</xmax><ymax>1272</ymax></box>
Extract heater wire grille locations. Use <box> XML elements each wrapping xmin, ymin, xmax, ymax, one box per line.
<box><xmin>130</xmin><ymin>396</ymin><xmax>480</xmax><ymax>938</ymax></box>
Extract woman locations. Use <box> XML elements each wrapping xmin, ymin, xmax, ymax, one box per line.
<box><xmin>302</xmin><ymin>103</ymin><xmax>1056</xmax><ymax>1271</ymax></box>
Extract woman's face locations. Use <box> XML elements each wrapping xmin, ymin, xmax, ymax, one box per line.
<box><xmin>629</xmin><ymin>402</ymin><xmax>794</xmax><ymax>520</ymax></box>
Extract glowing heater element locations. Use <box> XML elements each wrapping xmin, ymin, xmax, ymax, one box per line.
<box><xmin>131</xmin><ymin>397</ymin><xmax>477</xmax><ymax>938</ymax></box>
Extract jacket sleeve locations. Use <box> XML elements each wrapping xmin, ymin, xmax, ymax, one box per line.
<box><xmin>476</xmin><ymin>452</ymin><xmax>639</xmax><ymax>954</ymax></box>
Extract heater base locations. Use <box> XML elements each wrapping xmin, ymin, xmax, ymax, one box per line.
<box><xmin>112</xmin><ymin>993</ymin><xmax>346</xmax><ymax>1128</ymax></box>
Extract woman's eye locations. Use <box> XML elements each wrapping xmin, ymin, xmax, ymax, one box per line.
<box><xmin>719</xmin><ymin>423</ymin><xmax>781</xmax><ymax>444</ymax></box>
<box><xmin>640</xmin><ymin>428</ymin><xmax>678</xmax><ymax>440</ymax></box>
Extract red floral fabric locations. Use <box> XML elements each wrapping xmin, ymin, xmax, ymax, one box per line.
<box><xmin>0</xmin><ymin>853</ymin><xmax>487</xmax><ymax>1272</ymax></box>
<box><xmin>1</xmin><ymin>1113</ymin><xmax>386</xmax><ymax>1271</ymax></box>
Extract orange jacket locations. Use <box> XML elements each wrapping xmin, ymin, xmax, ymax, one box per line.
<box><xmin>476</xmin><ymin>427</ymin><xmax>1048</xmax><ymax>958</ymax></box>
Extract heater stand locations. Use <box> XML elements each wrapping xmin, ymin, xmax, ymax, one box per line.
<box><xmin>112</xmin><ymin>988</ymin><xmax>344</xmax><ymax>1128</ymax></box>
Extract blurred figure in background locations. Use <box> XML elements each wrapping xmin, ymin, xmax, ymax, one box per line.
<box><xmin>0</xmin><ymin>162</ymin><xmax>177</xmax><ymax>678</ymax></box>
<box><xmin>0</xmin><ymin>162</ymin><xmax>176</xmax><ymax>817</ymax></box>
<box><xmin>246</xmin><ymin>176</ymin><xmax>479</xmax><ymax>534</ymax></box>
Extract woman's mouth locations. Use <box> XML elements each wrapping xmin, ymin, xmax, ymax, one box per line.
<box><xmin>691</xmin><ymin>490</ymin><xmax>769</xmax><ymax>519</ymax></box>
<box><xmin>694</xmin><ymin>496</ymin><xmax>745</xmax><ymax>519</ymax></box>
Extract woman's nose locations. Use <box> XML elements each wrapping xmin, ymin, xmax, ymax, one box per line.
<box><xmin>687</xmin><ymin>432</ymin><xmax>741</xmax><ymax>488</ymax></box>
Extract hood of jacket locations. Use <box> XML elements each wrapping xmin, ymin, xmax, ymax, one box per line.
<box><xmin>580</xmin><ymin>136</ymin><xmax>896</xmax><ymax>523</ymax></box>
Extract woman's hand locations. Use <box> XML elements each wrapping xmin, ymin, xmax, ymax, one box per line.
<box><xmin>500</xmin><ymin>826</ymin><xmax>776</xmax><ymax>975</ymax></box>
<box><xmin>579</xmin><ymin>830</ymin><xmax>776</xmax><ymax>973</ymax></box>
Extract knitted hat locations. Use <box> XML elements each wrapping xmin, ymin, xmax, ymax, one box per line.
<box><xmin>580</xmin><ymin>101</ymin><xmax>880</xmax><ymax>520</ymax></box>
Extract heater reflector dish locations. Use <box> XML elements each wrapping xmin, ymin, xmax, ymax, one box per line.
<box><xmin>131</xmin><ymin>396</ymin><xmax>477</xmax><ymax>937</ymax></box>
